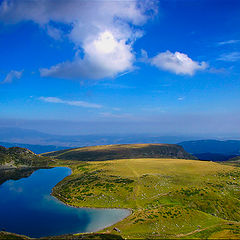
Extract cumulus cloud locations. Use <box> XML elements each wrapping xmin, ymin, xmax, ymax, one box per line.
<box><xmin>39</xmin><ymin>97</ymin><xmax>102</xmax><ymax>109</ymax></box>
<box><xmin>40</xmin><ymin>31</ymin><xmax>134</xmax><ymax>79</ymax></box>
<box><xmin>217</xmin><ymin>52</ymin><xmax>240</xmax><ymax>62</ymax></box>
<box><xmin>1</xmin><ymin>70</ymin><xmax>23</xmax><ymax>84</ymax></box>
<box><xmin>0</xmin><ymin>0</ymin><xmax>158</xmax><ymax>80</ymax></box>
<box><xmin>150</xmin><ymin>51</ymin><xmax>207</xmax><ymax>75</ymax></box>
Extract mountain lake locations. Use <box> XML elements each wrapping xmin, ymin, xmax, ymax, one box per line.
<box><xmin>0</xmin><ymin>167</ymin><xmax>130</xmax><ymax>238</ymax></box>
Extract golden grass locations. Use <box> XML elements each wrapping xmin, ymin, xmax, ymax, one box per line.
<box><xmin>89</xmin><ymin>158</ymin><xmax>235</xmax><ymax>177</ymax></box>
<box><xmin>69</xmin><ymin>144</ymin><xmax>169</xmax><ymax>152</ymax></box>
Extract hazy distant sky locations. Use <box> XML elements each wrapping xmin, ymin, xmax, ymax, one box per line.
<box><xmin>0</xmin><ymin>0</ymin><xmax>240</xmax><ymax>136</ymax></box>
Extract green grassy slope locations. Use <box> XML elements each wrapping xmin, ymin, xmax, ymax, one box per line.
<box><xmin>52</xmin><ymin>158</ymin><xmax>240</xmax><ymax>239</ymax></box>
<box><xmin>42</xmin><ymin>143</ymin><xmax>196</xmax><ymax>161</ymax></box>
<box><xmin>0</xmin><ymin>145</ymin><xmax>53</xmax><ymax>184</ymax></box>
<box><xmin>0</xmin><ymin>145</ymin><xmax>51</xmax><ymax>168</ymax></box>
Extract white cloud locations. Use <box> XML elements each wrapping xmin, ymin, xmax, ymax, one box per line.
<box><xmin>150</xmin><ymin>51</ymin><xmax>207</xmax><ymax>75</ymax></box>
<box><xmin>178</xmin><ymin>97</ymin><xmax>184</xmax><ymax>101</ymax></box>
<box><xmin>1</xmin><ymin>70</ymin><xmax>23</xmax><ymax>84</ymax></box>
<box><xmin>40</xmin><ymin>31</ymin><xmax>134</xmax><ymax>79</ymax></box>
<box><xmin>217</xmin><ymin>52</ymin><xmax>240</xmax><ymax>62</ymax></box>
<box><xmin>39</xmin><ymin>97</ymin><xmax>102</xmax><ymax>109</ymax></box>
<box><xmin>100</xmin><ymin>112</ymin><xmax>132</xmax><ymax>119</ymax></box>
<box><xmin>0</xmin><ymin>0</ymin><xmax>158</xmax><ymax>80</ymax></box>
<box><xmin>217</xmin><ymin>40</ymin><xmax>240</xmax><ymax>46</ymax></box>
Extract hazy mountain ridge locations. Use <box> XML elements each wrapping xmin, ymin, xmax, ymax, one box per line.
<box><xmin>179</xmin><ymin>140</ymin><xmax>240</xmax><ymax>154</ymax></box>
<box><xmin>178</xmin><ymin>140</ymin><xmax>240</xmax><ymax>161</ymax></box>
<box><xmin>0</xmin><ymin>127</ymin><xmax>200</xmax><ymax>147</ymax></box>
<box><xmin>1</xmin><ymin>127</ymin><xmax>240</xmax><ymax>161</ymax></box>
<box><xmin>193</xmin><ymin>153</ymin><xmax>238</xmax><ymax>162</ymax></box>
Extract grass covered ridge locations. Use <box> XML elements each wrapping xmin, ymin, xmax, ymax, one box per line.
<box><xmin>52</xmin><ymin>158</ymin><xmax>240</xmax><ymax>239</ymax></box>
<box><xmin>43</xmin><ymin>143</ymin><xmax>196</xmax><ymax>161</ymax></box>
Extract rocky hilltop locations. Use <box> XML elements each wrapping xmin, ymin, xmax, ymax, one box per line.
<box><xmin>0</xmin><ymin>145</ymin><xmax>52</xmax><ymax>185</ymax></box>
<box><xmin>0</xmin><ymin>145</ymin><xmax>51</xmax><ymax>168</ymax></box>
<box><xmin>43</xmin><ymin>143</ymin><xmax>197</xmax><ymax>161</ymax></box>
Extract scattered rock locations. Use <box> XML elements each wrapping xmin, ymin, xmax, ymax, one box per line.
<box><xmin>113</xmin><ymin>227</ymin><xmax>121</xmax><ymax>233</ymax></box>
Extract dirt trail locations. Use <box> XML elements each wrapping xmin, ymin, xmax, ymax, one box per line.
<box><xmin>125</xmin><ymin>162</ymin><xmax>141</xmax><ymax>208</ymax></box>
<box><xmin>174</xmin><ymin>223</ymin><xmax>224</xmax><ymax>238</ymax></box>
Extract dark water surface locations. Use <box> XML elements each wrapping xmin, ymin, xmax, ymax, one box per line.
<box><xmin>0</xmin><ymin>167</ymin><xmax>130</xmax><ymax>238</ymax></box>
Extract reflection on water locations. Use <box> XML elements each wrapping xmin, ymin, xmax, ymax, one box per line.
<box><xmin>0</xmin><ymin>167</ymin><xmax>130</xmax><ymax>238</ymax></box>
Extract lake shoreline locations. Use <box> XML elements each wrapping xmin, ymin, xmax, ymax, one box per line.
<box><xmin>0</xmin><ymin>166</ymin><xmax>52</xmax><ymax>185</ymax></box>
<box><xmin>50</xmin><ymin>166</ymin><xmax>133</xmax><ymax>234</ymax></box>
<box><xmin>0</xmin><ymin>166</ymin><xmax>132</xmax><ymax>239</ymax></box>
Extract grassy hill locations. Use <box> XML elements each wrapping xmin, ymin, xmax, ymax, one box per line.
<box><xmin>0</xmin><ymin>145</ymin><xmax>52</xmax><ymax>184</ymax></box>
<box><xmin>0</xmin><ymin>145</ymin><xmax>51</xmax><ymax>168</ymax></box>
<box><xmin>52</xmin><ymin>157</ymin><xmax>240</xmax><ymax>239</ymax></box>
<box><xmin>42</xmin><ymin>143</ymin><xmax>196</xmax><ymax>161</ymax></box>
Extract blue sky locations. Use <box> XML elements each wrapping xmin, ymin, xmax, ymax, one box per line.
<box><xmin>0</xmin><ymin>0</ymin><xmax>240</xmax><ymax>136</ymax></box>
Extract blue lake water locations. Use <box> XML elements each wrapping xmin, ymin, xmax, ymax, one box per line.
<box><xmin>0</xmin><ymin>167</ymin><xmax>130</xmax><ymax>238</ymax></box>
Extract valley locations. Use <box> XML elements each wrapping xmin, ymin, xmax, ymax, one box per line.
<box><xmin>0</xmin><ymin>144</ymin><xmax>240</xmax><ymax>239</ymax></box>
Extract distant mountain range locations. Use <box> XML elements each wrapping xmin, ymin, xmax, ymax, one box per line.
<box><xmin>1</xmin><ymin>127</ymin><xmax>240</xmax><ymax>161</ymax></box>
<box><xmin>0</xmin><ymin>127</ymin><xmax>198</xmax><ymax>148</ymax></box>
<box><xmin>193</xmin><ymin>153</ymin><xmax>238</xmax><ymax>162</ymax></box>
<box><xmin>178</xmin><ymin>140</ymin><xmax>240</xmax><ymax>161</ymax></box>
